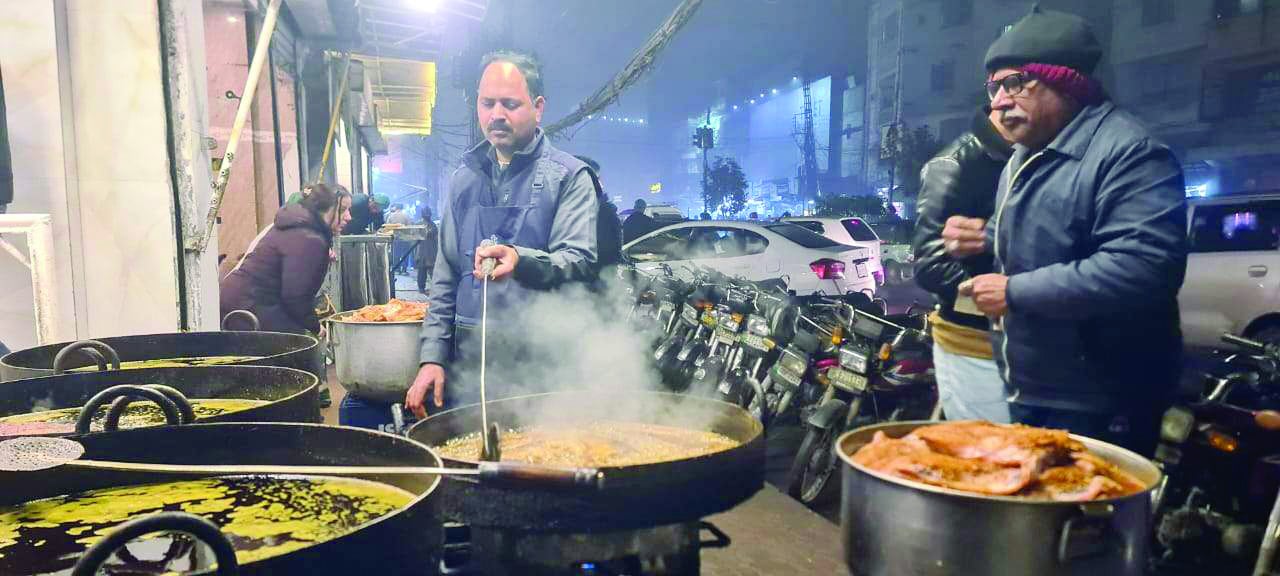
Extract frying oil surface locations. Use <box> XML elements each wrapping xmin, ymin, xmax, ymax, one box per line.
<box><xmin>67</xmin><ymin>356</ymin><xmax>262</xmax><ymax>371</ymax></box>
<box><xmin>0</xmin><ymin>399</ymin><xmax>269</xmax><ymax>429</ymax></box>
<box><xmin>435</xmin><ymin>421</ymin><xmax>739</xmax><ymax>467</ymax></box>
<box><xmin>0</xmin><ymin>476</ymin><xmax>413</xmax><ymax>575</ymax></box>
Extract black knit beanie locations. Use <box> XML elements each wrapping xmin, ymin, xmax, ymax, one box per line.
<box><xmin>984</xmin><ymin>4</ymin><xmax>1103</xmax><ymax>75</ymax></box>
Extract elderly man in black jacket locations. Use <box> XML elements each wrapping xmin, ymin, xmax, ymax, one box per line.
<box><xmin>913</xmin><ymin>106</ymin><xmax>1014</xmax><ymax>423</ymax></box>
<box><xmin>943</xmin><ymin>6</ymin><xmax>1188</xmax><ymax>455</ymax></box>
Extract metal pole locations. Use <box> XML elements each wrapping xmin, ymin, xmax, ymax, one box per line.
<box><xmin>887</xmin><ymin>0</ymin><xmax>904</xmax><ymax>212</ymax></box>
<box><xmin>317</xmin><ymin>55</ymin><xmax>352</xmax><ymax>183</ymax></box>
<box><xmin>190</xmin><ymin>0</ymin><xmax>284</xmax><ymax>254</ymax></box>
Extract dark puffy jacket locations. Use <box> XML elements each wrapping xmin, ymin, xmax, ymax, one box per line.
<box><xmin>991</xmin><ymin>101</ymin><xmax>1188</xmax><ymax>413</ymax></box>
<box><xmin>220</xmin><ymin>204</ymin><xmax>333</xmax><ymax>334</ymax></box>
<box><xmin>913</xmin><ymin>109</ymin><xmax>1012</xmax><ymax>330</ymax></box>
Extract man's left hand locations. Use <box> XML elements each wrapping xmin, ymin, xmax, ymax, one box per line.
<box><xmin>474</xmin><ymin>243</ymin><xmax>518</xmax><ymax>281</ymax></box>
<box><xmin>958</xmin><ymin>273</ymin><xmax>1009</xmax><ymax>318</ymax></box>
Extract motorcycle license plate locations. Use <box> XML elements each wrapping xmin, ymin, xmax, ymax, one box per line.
<box><xmin>827</xmin><ymin>366</ymin><xmax>868</xmax><ymax>393</ymax></box>
<box><xmin>720</xmin><ymin>317</ymin><xmax>740</xmax><ymax>332</ymax></box>
<box><xmin>659</xmin><ymin>301</ymin><xmax>676</xmax><ymax>314</ymax></box>
<box><xmin>855</xmin><ymin>262</ymin><xmax>868</xmax><ymax>278</ymax></box>
<box><xmin>740</xmin><ymin>333</ymin><xmax>775</xmax><ymax>352</ymax></box>
<box><xmin>716</xmin><ymin>326</ymin><xmax>739</xmax><ymax>344</ymax></box>
<box><xmin>771</xmin><ymin>364</ymin><xmax>804</xmax><ymax>388</ymax></box>
<box><xmin>682</xmin><ymin>303</ymin><xmax>700</xmax><ymax>325</ymax></box>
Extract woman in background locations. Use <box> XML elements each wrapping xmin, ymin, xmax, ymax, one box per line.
<box><xmin>221</xmin><ymin>183</ymin><xmax>351</xmax><ymax>334</ymax></box>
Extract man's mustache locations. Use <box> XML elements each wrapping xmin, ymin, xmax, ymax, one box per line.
<box><xmin>488</xmin><ymin>122</ymin><xmax>511</xmax><ymax>132</ymax></box>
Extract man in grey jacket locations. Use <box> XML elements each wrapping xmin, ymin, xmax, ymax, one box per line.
<box><xmin>406</xmin><ymin>50</ymin><xmax>600</xmax><ymax>418</ymax></box>
<box><xmin>943</xmin><ymin>6</ymin><xmax>1187</xmax><ymax>455</ymax></box>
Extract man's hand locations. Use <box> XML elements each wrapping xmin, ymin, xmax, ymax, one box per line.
<box><xmin>406</xmin><ymin>363</ymin><xmax>446</xmax><ymax>418</ymax></box>
<box><xmin>474</xmin><ymin>244</ymin><xmax>518</xmax><ymax>281</ymax></box>
<box><xmin>942</xmin><ymin>216</ymin><xmax>987</xmax><ymax>257</ymax></box>
<box><xmin>958</xmin><ymin>273</ymin><xmax>1009</xmax><ymax>318</ymax></box>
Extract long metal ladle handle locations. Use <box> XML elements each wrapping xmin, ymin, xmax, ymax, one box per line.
<box><xmin>60</xmin><ymin>459</ymin><xmax>603</xmax><ymax>490</ymax></box>
<box><xmin>478</xmin><ymin>238</ymin><xmax>498</xmax><ymax>461</ymax></box>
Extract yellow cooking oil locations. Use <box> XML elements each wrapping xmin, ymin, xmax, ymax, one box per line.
<box><xmin>68</xmin><ymin>356</ymin><xmax>262</xmax><ymax>371</ymax></box>
<box><xmin>0</xmin><ymin>399</ymin><xmax>270</xmax><ymax>429</ymax></box>
<box><xmin>0</xmin><ymin>476</ymin><xmax>414</xmax><ymax>575</ymax></box>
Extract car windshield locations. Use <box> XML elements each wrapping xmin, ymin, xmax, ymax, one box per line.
<box><xmin>841</xmin><ymin>218</ymin><xmax>880</xmax><ymax>242</ymax></box>
<box><xmin>764</xmin><ymin>223</ymin><xmax>842</xmax><ymax>248</ymax></box>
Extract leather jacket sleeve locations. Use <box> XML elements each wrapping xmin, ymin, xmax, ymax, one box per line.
<box><xmin>913</xmin><ymin>156</ymin><xmax>972</xmax><ymax>301</ymax></box>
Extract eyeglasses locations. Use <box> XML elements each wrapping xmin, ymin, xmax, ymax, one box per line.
<box><xmin>985</xmin><ymin>72</ymin><xmax>1034</xmax><ymax>100</ymax></box>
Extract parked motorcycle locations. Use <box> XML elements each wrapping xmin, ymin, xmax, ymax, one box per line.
<box><xmin>1152</xmin><ymin>333</ymin><xmax>1280</xmax><ymax>575</ymax></box>
<box><xmin>784</xmin><ymin>305</ymin><xmax>936</xmax><ymax>505</ymax></box>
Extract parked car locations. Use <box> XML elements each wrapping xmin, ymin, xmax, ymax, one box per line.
<box><xmin>624</xmin><ymin>221</ymin><xmax>877</xmax><ymax>298</ymax></box>
<box><xmin>783</xmin><ymin>217</ymin><xmax>909</xmax><ymax>285</ymax></box>
<box><xmin>1180</xmin><ymin>193</ymin><xmax>1280</xmax><ymax>350</ymax></box>
<box><xmin>618</xmin><ymin>203</ymin><xmax>686</xmax><ymax>226</ymax></box>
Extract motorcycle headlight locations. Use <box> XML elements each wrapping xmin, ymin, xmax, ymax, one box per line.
<box><xmin>747</xmin><ymin>315</ymin><xmax>771</xmax><ymax>337</ymax></box>
<box><xmin>1160</xmin><ymin>406</ymin><xmax>1195</xmax><ymax>444</ymax></box>
<box><xmin>838</xmin><ymin>345</ymin><xmax>868</xmax><ymax>373</ymax></box>
<box><xmin>779</xmin><ymin>349</ymin><xmax>808</xmax><ymax>375</ymax></box>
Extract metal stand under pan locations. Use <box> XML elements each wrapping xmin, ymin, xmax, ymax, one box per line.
<box><xmin>440</xmin><ymin>521</ymin><xmax>731</xmax><ymax>576</ymax></box>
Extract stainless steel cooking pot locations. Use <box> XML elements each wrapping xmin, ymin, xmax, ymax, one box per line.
<box><xmin>328</xmin><ymin>310</ymin><xmax>420</xmax><ymax>403</ymax></box>
<box><xmin>837</xmin><ymin>421</ymin><xmax>1162</xmax><ymax>576</ymax></box>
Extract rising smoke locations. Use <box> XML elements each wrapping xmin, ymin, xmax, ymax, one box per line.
<box><xmin>443</xmin><ymin>269</ymin><xmax>735</xmax><ymax>433</ymax></box>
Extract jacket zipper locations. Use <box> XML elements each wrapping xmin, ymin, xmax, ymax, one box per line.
<box><xmin>993</xmin><ymin>150</ymin><xmax>1046</xmax><ymax>386</ymax></box>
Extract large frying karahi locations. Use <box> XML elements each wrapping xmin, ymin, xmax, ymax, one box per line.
<box><xmin>407</xmin><ymin>390</ymin><xmax>765</xmax><ymax>532</ymax></box>
<box><xmin>0</xmin><ymin>423</ymin><xmax>444</xmax><ymax>575</ymax></box>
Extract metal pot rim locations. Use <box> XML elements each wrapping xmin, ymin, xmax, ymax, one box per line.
<box><xmin>0</xmin><ymin>331</ymin><xmax>320</xmax><ymax>373</ymax></box>
<box><xmin>328</xmin><ymin>311</ymin><xmax>423</xmax><ymax>325</ymax></box>
<box><xmin>408</xmin><ymin>390</ymin><xmax>763</xmax><ymax>471</ymax></box>
<box><xmin>836</xmin><ymin>420</ymin><xmax>1163</xmax><ymax>506</ymax></box>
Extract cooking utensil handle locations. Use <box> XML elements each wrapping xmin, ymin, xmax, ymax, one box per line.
<box><xmin>477</xmin><ymin>462</ymin><xmax>605</xmax><ymax>491</ymax></box>
<box><xmin>72</xmin><ymin>512</ymin><xmax>239</xmax><ymax>576</ymax></box>
<box><xmin>222</xmin><ymin>309</ymin><xmax>261</xmax><ymax>331</ymax></box>
<box><xmin>140</xmin><ymin>384</ymin><xmax>198</xmax><ymax>424</ymax></box>
<box><xmin>52</xmin><ymin>340</ymin><xmax>121</xmax><ymax>375</ymax></box>
<box><xmin>102</xmin><ymin>387</ymin><xmax>196</xmax><ymax>432</ymax></box>
<box><xmin>76</xmin><ymin>385</ymin><xmax>186</xmax><ymax>434</ymax></box>
<box><xmin>479</xmin><ymin>238</ymin><xmax>497</xmax><ymax>276</ymax></box>
<box><xmin>1057</xmin><ymin>503</ymin><xmax>1115</xmax><ymax>564</ymax></box>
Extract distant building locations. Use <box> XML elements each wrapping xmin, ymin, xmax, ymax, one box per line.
<box><xmin>1110</xmin><ymin>0</ymin><xmax>1280</xmax><ymax>195</ymax></box>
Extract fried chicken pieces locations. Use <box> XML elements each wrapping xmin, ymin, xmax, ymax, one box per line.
<box><xmin>349</xmin><ymin>299</ymin><xmax>428</xmax><ymax>322</ymax></box>
<box><xmin>851</xmin><ymin>421</ymin><xmax>1146</xmax><ymax>501</ymax></box>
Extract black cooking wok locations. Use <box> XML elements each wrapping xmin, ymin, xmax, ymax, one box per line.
<box><xmin>0</xmin><ymin>329</ymin><xmax>323</xmax><ymax>383</ymax></box>
<box><xmin>0</xmin><ymin>422</ymin><xmax>444</xmax><ymax>576</ymax></box>
<box><xmin>407</xmin><ymin>390</ymin><xmax>765</xmax><ymax>531</ymax></box>
<box><xmin>0</xmin><ymin>365</ymin><xmax>321</xmax><ymax>434</ymax></box>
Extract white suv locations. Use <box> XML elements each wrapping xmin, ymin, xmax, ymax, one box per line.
<box><xmin>1179</xmin><ymin>194</ymin><xmax>1280</xmax><ymax>350</ymax></box>
<box><xmin>783</xmin><ymin>217</ymin><xmax>902</xmax><ymax>284</ymax></box>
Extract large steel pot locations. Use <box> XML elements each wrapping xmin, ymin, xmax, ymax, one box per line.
<box><xmin>0</xmin><ymin>365</ymin><xmax>321</xmax><ymax>432</ymax></box>
<box><xmin>837</xmin><ymin>421</ymin><xmax>1162</xmax><ymax>576</ymax></box>
<box><xmin>0</xmin><ymin>422</ymin><xmax>444</xmax><ymax>575</ymax></box>
<box><xmin>407</xmin><ymin>390</ymin><xmax>765</xmax><ymax>531</ymax></box>
<box><xmin>328</xmin><ymin>310</ymin><xmax>421</xmax><ymax>403</ymax></box>
<box><xmin>0</xmin><ymin>331</ymin><xmax>323</xmax><ymax>383</ymax></box>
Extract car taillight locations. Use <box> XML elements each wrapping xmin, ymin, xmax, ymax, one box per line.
<box><xmin>809</xmin><ymin>258</ymin><xmax>845</xmax><ymax>280</ymax></box>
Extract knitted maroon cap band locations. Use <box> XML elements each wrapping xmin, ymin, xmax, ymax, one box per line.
<box><xmin>1019</xmin><ymin>63</ymin><xmax>1104</xmax><ymax>105</ymax></box>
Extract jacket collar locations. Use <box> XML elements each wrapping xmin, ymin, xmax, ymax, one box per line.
<box><xmin>463</xmin><ymin>128</ymin><xmax>545</xmax><ymax>173</ymax></box>
<box><xmin>1040</xmin><ymin>100</ymin><xmax>1114</xmax><ymax>160</ymax></box>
